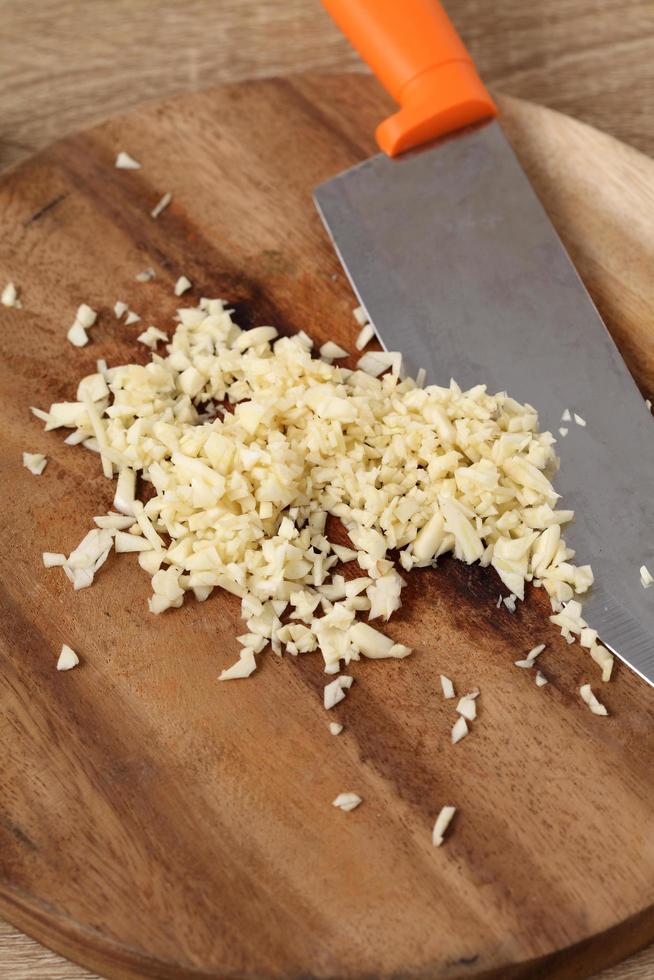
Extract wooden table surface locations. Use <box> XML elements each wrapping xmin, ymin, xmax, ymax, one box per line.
<box><xmin>1</xmin><ymin>2</ymin><xmax>653</xmax><ymax>978</ymax></box>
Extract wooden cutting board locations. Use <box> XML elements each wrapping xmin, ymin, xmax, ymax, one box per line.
<box><xmin>1</xmin><ymin>74</ymin><xmax>653</xmax><ymax>980</ymax></box>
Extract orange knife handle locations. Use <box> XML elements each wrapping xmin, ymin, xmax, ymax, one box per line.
<box><xmin>321</xmin><ymin>0</ymin><xmax>497</xmax><ymax>156</ymax></box>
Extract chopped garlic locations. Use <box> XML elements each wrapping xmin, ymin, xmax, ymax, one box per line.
<box><xmin>574</xmin><ymin>413</ymin><xmax>586</xmax><ymax>427</ymax></box>
<box><xmin>219</xmin><ymin>650</ymin><xmax>257</xmax><ymax>680</ymax></box>
<box><xmin>76</xmin><ymin>304</ymin><xmax>97</xmax><ymax>329</ymax></box>
<box><xmin>357</xmin><ymin>350</ymin><xmax>401</xmax><ymax>377</ymax></box>
<box><xmin>535</xmin><ymin>671</ymin><xmax>548</xmax><ymax>687</ymax></box>
<box><xmin>1</xmin><ymin>281</ymin><xmax>21</xmax><ymax>308</ymax></box>
<box><xmin>332</xmin><ymin>792</ymin><xmax>362</xmax><ymax>812</ymax></box>
<box><xmin>432</xmin><ymin>805</ymin><xmax>456</xmax><ymax>846</ymax></box>
<box><xmin>114</xmin><ymin>300</ymin><xmax>128</xmax><ymax>319</ymax></box>
<box><xmin>174</xmin><ymin>275</ymin><xmax>192</xmax><ymax>296</ymax></box>
<box><xmin>296</xmin><ymin>329</ymin><xmax>313</xmax><ymax>349</ymax></box>
<box><xmin>516</xmin><ymin>643</ymin><xmax>546</xmax><ymax>669</ymax></box>
<box><xmin>329</xmin><ymin>722</ymin><xmax>343</xmax><ymax>736</ymax></box>
<box><xmin>94</xmin><ymin>513</ymin><xmax>135</xmax><ymax>530</ymax></box>
<box><xmin>349</xmin><ymin>622</ymin><xmax>411</xmax><ymax>660</ymax></box>
<box><xmin>42</xmin><ymin>552</ymin><xmax>66</xmax><ymax>567</ymax></box>
<box><xmin>561</xmin><ymin>409</ymin><xmax>571</xmax><ymax>421</ymax></box>
<box><xmin>125</xmin><ymin>310</ymin><xmax>141</xmax><ymax>326</ymax></box>
<box><xmin>353</xmin><ymin>306</ymin><xmax>368</xmax><ymax>327</ymax></box>
<box><xmin>114</xmin><ymin>530</ymin><xmax>152</xmax><ymax>552</ymax></box>
<box><xmin>41</xmin><ymin>297</ymin><xmax>598</xmax><ymax>687</ymax></box>
<box><xmin>23</xmin><ymin>452</ymin><xmax>47</xmax><ymax>475</ymax></box>
<box><xmin>456</xmin><ymin>694</ymin><xmax>477</xmax><ymax>721</ymax></box>
<box><xmin>320</xmin><ymin>341</ymin><xmax>349</xmax><ymax>359</ymax></box>
<box><xmin>114</xmin><ymin>467</ymin><xmax>136</xmax><ymax>515</ymax></box>
<box><xmin>67</xmin><ymin>303</ymin><xmax>97</xmax><ymax>347</ymax></box>
<box><xmin>580</xmin><ymin>683</ymin><xmax>608</xmax><ymax>716</ymax></box>
<box><xmin>580</xmin><ymin>627</ymin><xmax>597</xmax><ymax>648</ymax></box>
<box><xmin>503</xmin><ymin>594</ymin><xmax>517</xmax><ymax>613</ymax></box>
<box><xmin>57</xmin><ymin>644</ymin><xmax>79</xmax><ymax>670</ymax></box>
<box><xmin>451</xmin><ymin>716</ymin><xmax>468</xmax><ymax>744</ymax></box>
<box><xmin>558</xmin><ymin>427</ymin><xmax>568</xmax><ymax>437</ymax></box>
<box><xmin>115</xmin><ymin>151</ymin><xmax>141</xmax><ymax>170</ymax></box>
<box><xmin>135</xmin><ymin>267</ymin><xmax>156</xmax><ymax>283</ymax></box>
<box><xmin>137</xmin><ymin>325</ymin><xmax>168</xmax><ymax>349</ymax></box>
<box><xmin>332</xmin><ymin>545</ymin><xmax>357</xmax><ymax>563</ymax></box>
<box><xmin>440</xmin><ymin>675</ymin><xmax>455</xmax><ymax>699</ymax></box>
<box><xmin>67</xmin><ymin>321</ymin><xmax>88</xmax><ymax>347</ymax></box>
<box><xmin>151</xmin><ymin>191</ymin><xmax>172</xmax><ymax>219</ymax></box>
<box><xmin>640</xmin><ymin>564</ymin><xmax>653</xmax><ymax>589</ymax></box>
<box><xmin>324</xmin><ymin>675</ymin><xmax>353</xmax><ymax>709</ymax></box>
<box><xmin>589</xmin><ymin>642</ymin><xmax>614</xmax><ymax>682</ymax></box>
<box><xmin>355</xmin><ymin>322</ymin><xmax>374</xmax><ymax>350</ymax></box>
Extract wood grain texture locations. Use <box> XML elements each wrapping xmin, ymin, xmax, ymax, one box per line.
<box><xmin>1</xmin><ymin>74</ymin><xmax>654</xmax><ymax>980</ymax></box>
<box><xmin>1</xmin><ymin>0</ymin><xmax>654</xmax><ymax>174</ymax></box>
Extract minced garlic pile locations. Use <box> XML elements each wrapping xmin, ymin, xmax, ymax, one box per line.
<box><xmin>34</xmin><ymin>298</ymin><xmax>612</xmax><ymax>680</ymax></box>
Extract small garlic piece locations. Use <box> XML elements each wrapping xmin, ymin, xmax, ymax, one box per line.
<box><xmin>115</xmin><ymin>151</ymin><xmax>141</xmax><ymax>169</ymax></box>
<box><xmin>1</xmin><ymin>281</ymin><xmax>21</xmax><ymax>308</ymax></box>
<box><xmin>332</xmin><ymin>792</ymin><xmax>361</xmax><ymax>812</ymax></box>
<box><xmin>151</xmin><ymin>191</ymin><xmax>172</xmax><ymax>219</ymax></box>
<box><xmin>57</xmin><ymin>644</ymin><xmax>79</xmax><ymax>671</ymax></box>
<box><xmin>23</xmin><ymin>452</ymin><xmax>47</xmax><ymax>475</ymax></box>
<box><xmin>440</xmin><ymin>674</ymin><xmax>455</xmax><ymax>699</ymax></box>
<box><xmin>451</xmin><ymin>716</ymin><xmax>469</xmax><ymax>744</ymax></box>
<box><xmin>174</xmin><ymin>275</ymin><xmax>192</xmax><ymax>296</ymax></box>
<box><xmin>432</xmin><ymin>805</ymin><xmax>456</xmax><ymax>846</ymax></box>
<box><xmin>579</xmin><ymin>683</ymin><xmax>609</xmax><ymax>716</ymax></box>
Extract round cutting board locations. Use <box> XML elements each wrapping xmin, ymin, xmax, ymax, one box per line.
<box><xmin>1</xmin><ymin>75</ymin><xmax>653</xmax><ymax>980</ymax></box>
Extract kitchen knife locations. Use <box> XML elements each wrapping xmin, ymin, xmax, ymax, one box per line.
<box><xmin>314</xmin><ymin>0</ymin><xmax>654</xmax><ymax>687</ymax></box>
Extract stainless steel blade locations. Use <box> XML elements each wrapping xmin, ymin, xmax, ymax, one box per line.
<box><xmin>314</xmin><ymin>120</ymin><xmax>654</xmax><ymax>687</ymax></box>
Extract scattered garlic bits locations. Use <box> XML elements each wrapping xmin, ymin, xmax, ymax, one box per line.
<box><xmin>43</xmin><ymin>551</ymin><xmax>66</xmax><ymax>567</ymax></box>
<box><xmin>151</xmin><ymin>191</ymin><xmax>172</xmax><ymax>219</ymax></box>
<box><xmin>115</xmin><ymin>151</ymin><xmax>141</xmax><ymax>170</ymax></box>
<box><xmin>355</xmin><ymin>322</ymin><xmax>375</xmax><ymax>350</ymax></box>
<box><xmin>640</xmin><ymin>564</ymin><xmax>653</xmax><ymax>589</ymax></box>
<box><xmin>329</xmin><ymin>722</ymin><xmax>343</xmax><ymax>736</ymax></box>
<box><xmin>440</xmin><ymin>674</ymin><xmax>455</xmax><ymax>699</ymax></box>
<box><xmin>320</xmin><ymin>341</ymin><xmax>349</xmax><ymax>360</ymax></box>
<box><xmin>514</xmin><ymin>643</ymin><xmax>545</xmax><ymax>669</ymax></box>
<box><xmin>137</xmin><ymin>326</ymin><xmax>168</xmax><ymax>349</ymax></box>
<box><xmin>332</xmin><ymin>792</ymin><xmax>361</xmax><ymax>812</ymax></box>
<box><xmin>38</xmin><ymin>298</ymin><xmax>596</xmax><ymax>681</ymax></box>
<box><xmin>324</xmin><ymin>675</ymin><xmax>353</xmax><ymax>709</ymax></box>
<box><xmin>136</xmin><ymin>267</ymin><xmax>156</xmax><ymax>283</ymax></box>
<box><xmin>580</xmin><ymin>684</ymin><xmax>609</xmax><ymax>717</ymax></box>
<box><xmin>432</xmin><ymin>805</ymin><xmax>456</xmax><ymax>846</ymax></box>
<box><xmin>451</xmin><ymin>716</ymin><xmax>468</xmax><ymax>744</ymax></box>
<box><xmin>456</xmin><ymin>693</ymin><xmax>477</xmax><ymax>721</ymax></box>
<box><xmin>550</xmin><ymin>601</ymin><xmax>613</xmax><ymax>682</ymax></box>
<box><xmin>219</xmin><ymin>650</ymin><xmax>256</xmax><ymax>681</ymax></box>
<box><xmin>67</xmin><ymin>303</ymin><xmax>97</xmax><ymax>348</ymax></box>
<box><xmin>23</xmin><ymin>452</ymin><xmax>47</xmax><ymax>475</ymax></box>
<box><xmin>174</xmin><ymin>275</ymin><xmax>192</xmax><ymax>297</ymax></box>
<box><xmin>57</xmin><ymin>644</ymin><xmax>79</xmax><ymax>671</ymax></box>
<box><xmin>1</xmin><ymin>281</ymin><xmax>22</xmax><ymax>308</ymax></box>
